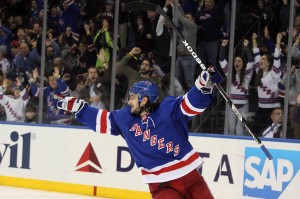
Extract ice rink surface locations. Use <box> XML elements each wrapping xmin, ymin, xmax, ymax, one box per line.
<box><xmin>0</xmin><ymin>185</ymin><xmax>108</xmax><ymax>199</ymax></box>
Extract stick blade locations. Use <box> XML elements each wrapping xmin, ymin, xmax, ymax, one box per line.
<box><xmin>126</xmin><ymin>1</ymin><xmax>157</xmax><ymax>12</ymax></box>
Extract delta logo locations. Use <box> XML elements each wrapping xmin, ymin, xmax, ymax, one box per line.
<box><xmin>243</xmin><ymin>147</ymin><xmax>300</xmax><ymax>199</ymax></box>
<box><xmin>75</xmin><ymin>142</ymin><xmax>103</xmax><ymax>173</ymax></box>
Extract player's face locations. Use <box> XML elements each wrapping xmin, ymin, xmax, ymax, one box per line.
<box><xmin>128</xmin><ymin>94</ymin><xmax>140</xmax><ymax>114</ymax></box>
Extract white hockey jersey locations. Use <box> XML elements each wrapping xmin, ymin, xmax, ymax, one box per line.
<box><xmin>0</xmin><ymin>87</ymin><xmax>30</xmax><ymax>122</ymax></box>
<box><xmin>219</xmin><ymin>59</ymin><xmax>254</xmax><ymax>105</ymax></box>
<box><xmin>253</xmin><ymin>47</ymin><xmax>281</xmax><ymax>108</ymax></box>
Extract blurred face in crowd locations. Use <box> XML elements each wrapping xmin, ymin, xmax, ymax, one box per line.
<box><xmin>75</xmin><ymin>81</ymin><xmax>85</xmax><ymax>92</ymax></box>
<box><xmin>204</xmin><ymin>0</ymin><xmax>215</xmax><ymax>10</ymax></box>
<box><xmin>51</xmin><ymin>6</ymin><xmax>59</xmax><ymax>16</ymax></box>
<box><xmin>259</xmin><ymin>55</ymin><xmax>270</xmax><ymax>71</ymax></box>
<box><xmin>19</xmin><ymin>42</ymin><xmax>30</xmax><ymax>56</ymax></box>
<box><xmin>78</xmin><ymin>42</ymin><xmax>87</xmax><ymax>54</ymax></box>
<box><xmin>257</xmin><ymin>0</ymin><xmax>264</xmax><ymax>9</ymax></box>
<box><xmin>294</xmin><ymin>16</ymin><xmax>300</xmax><ymax>31</ymax></box>
<box><xmin>88</xmin><ymin>68</ymin><xmax>98</xmax><ymax>84</ymax></box>
<box><xmin>89</xmin><ymin>20</ymin><xmax>95</xmax><ymax>30</ymax></box>
<box><xmin>11</xmin><ymin>46</ymin><xmax>19</xmax><ymax>57</ymax></box>
<box><xmin>102</xmin><ymin>19</ymin><xmax>109</xmax><ymax>30</ymax></box>
<box><xmin>31</xmin><ymin>0</ymin><xmax>38</xmax><ymax>10</ymax></box>
<box><xmin>46</xmin><ymin>46</ymin><xmax>55</xmax><ymax>59</ymax></box>
<box><xmin>26</xmin><ymin>109</ymin><xmax>37</xmax><ymax>120</ymax></box>
<box><xmin>17</xmin><ymin>28</ymin><xmax>26</xmax><ymax>41</ymax></box>
<box><xmin>140</xmin><ymin>60</ymin><xmax>152</xmax><ymax>76</ymax></box>
<box><xmin>13</xmin><ymin>88</ymin><xmax>20</xmax><ymax>98</ymax></box>
<box><xmin>185</xmin><ymin>13</ymin><xmax>194</xmax><ymax>22</ymax></box>
<box><xmin>33</xmin><ymin>23</ymin><xmax>41</xmax><ymax>35</ymax></box>
<box><xmin>271</xmin><ymin>109</ymin><xmax>283</xmax><ymax>124</ymax></box>
<box><xmin>147</xmin><ymin>11</ymin><xmax>156</xmax><ymax>21</ymax></box>
<box><xmin>234</xmin><ymin>57</ymin><xmax>243</xmax><ymax>73</ymax></box>
<box><xmin>8</xmin><ymin>16</ymin><xmax>15</xmax><ymax>26</ymax></box>
<box><xmin>105</xmin><ymin>2</ymin><xmax>114</xmax><ymax>12</ymax></box>
<box><xmin>48</xmin><ymin>75</ymin><xmax>58</xmax><ymax>89</ymax></box>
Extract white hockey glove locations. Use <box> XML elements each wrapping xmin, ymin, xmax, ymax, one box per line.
<box><xmin>57</xmin><ymin>97</ymin><xmax>88</xmax><ymax>115</ymax></box>
<box><xmin>195</xmin><ymin>66</ymin><xmax>223</xmax><ymax>94</ymax></box>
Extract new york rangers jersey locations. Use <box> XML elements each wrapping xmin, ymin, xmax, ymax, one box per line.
<box><xmin>219</xmin><ymin>59</ymin><xmax>254</xmax><ymax>105</ymax></box>
<box><xmin>76</xmin><ymin>86</ymin><xmax>214</xmax><ymax>183</ymax></box>
<box><xmin>253</xmin><ymin>47</ymin><xmax>281</xmax><ymax>108</ymax></box>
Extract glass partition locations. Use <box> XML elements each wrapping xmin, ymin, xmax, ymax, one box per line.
<box><xmin>0</xmin><ymin>0</ymin><xmax>298</xmax><ymax>139</ymax></box>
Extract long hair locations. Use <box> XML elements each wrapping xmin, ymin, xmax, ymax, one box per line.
<box><xmin>254</xmin><ymin>53</ymin><xmax>273</xmax><ymax>87</ymax></box>
<box><xmin>139</xmin><ymin>98</ymin><xmax>160</xmax><ymax>115</ymax></box>
<box><xmin>232</xmin><ymin>55</ymin><xmax>247</xmax><ymax>85</ymax></box>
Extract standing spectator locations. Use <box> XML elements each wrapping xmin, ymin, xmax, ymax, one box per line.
<box><xmin>44</xmin><ymin>45</ymin><xmax>56</xmax><ymax>77</ymax></box>
<box><xmin>78</xmin><ymin>66</ymin><xmax>109</xmax><ymax>110</ymax></box>
<box><xmin>30</xmin><ymin>67</ymin><xmax>71</xmax><ymax>124</ymax></box>
<box><xmin>118</xmin><ymin>0</ymin><xmax>129</xmax><ymax>55</ymax></box>
<box><xmin>0</xmin><ymin>48</ymin><xmax>11</xmax><ymax>75</ymax></box>
<box><xmin>262</xmin><ymin>108</ymin><xmax>283</xmax><ymax>138</ymax></box>
<box><xmin>280</xmin><ymin>64</ymin><xmax>300</xmax><ymax>134</ymax></box>
<box><xmin>219</xmin><ymin>38</ymin><xmax>254</xmax><ymax>135</ymax></box>
<box><xmin>171</xmin><ymin>0</ymin><xmax>198</xmax><ymax>91</ymax></box>
<box><xmin>292</xmin><ymin>94</ymin><xmax>300</xmax><ymax>139</ymax></box>
<box><xmin>57</xmin><ymin>68</ymin><xmax>223</xmax><ymax>198</ymax></box>
<box><xmin>24</xmin><ymin>103</ymin><xmax>38</xmax><ymax>123</ymax></box>
<box><xmin>0</xmin><ymin>19</ymin><xmax>13</xmax><ymax>56</ymax></box>
<box><xmin>93</xmin><ymin>16</ymin><xmax>114</xmax><ymax>70</ymax></box>
<box><xmin>196</xmin><ymin>0</ymin><xmax>226</xmax><ymax>67</ymax></box>
<box><xmin>7</xmin><ymin>40</ymin><xmax>20</xmax><ymax>69</ymax></box>
<box><xmin>12</xmin><ymin>41</ymin><xmax>41</xmax><ymax>86</ymax></box>
<box><xmin>15</xmin><ymin>26</ymin><xmax>27</xmax><ymax>43</ymax></box>
<box><xmin>58</xmin><ymin>0</ymin><xmax>81</xmax><ymax>42</ymax></box>
<box><xmin>252</xmin><ymin>32</ymin><xmax>283</xmax><ymax>134</ymax></box>
<box><xmin>153</xmin><ymin>0</ymin><xmax>173</xmax><ymax>73</ymax></box>
<box><xmin>116</xmin><ymin>47</ymin><xmax>165</xmax><ymax>103</ymax></box>
<box><xmin>48</xmin><ymin>4</ymin><xmax>61</xmax><ymax>35</ymax></box>
<box><xmin>57</xmin><ymin>32</ymin><xmax>76</xmax><ymax>71</ymax></box>
<box><xmin>53</xmin><ymin>57</ymin><xmax>77</xmax><ymax>91</ymax></box>
<box><xmin>127</xmin><ymin>15</ymin><xmax>153</xmax><ymax>54</ymax></box>
<box><xmin>0</xmin><ymin>77</ymin><xmax>30</xmax><ymax>122</ymax></box>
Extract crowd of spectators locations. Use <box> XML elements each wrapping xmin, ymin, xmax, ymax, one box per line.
<box><xmin>0</xmin><ymin>0</ymin><xmax>299</xmax><ymax>138</ymax></box>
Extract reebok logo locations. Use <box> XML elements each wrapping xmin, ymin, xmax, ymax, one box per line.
<box><xmin>75</xmin><ymin>142</ymin><xmax>102</xmax><ymax>173</ymax></box>
<box><xmin>243</xmin><ymin>147</ymin><xmax>300</xmax><ymax>199</ymax></box>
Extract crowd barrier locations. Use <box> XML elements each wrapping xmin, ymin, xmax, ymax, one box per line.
<box><xmin>0</xmin><ymin>122</ymin><xmax>299</xmax><ymax>199</ymax></box>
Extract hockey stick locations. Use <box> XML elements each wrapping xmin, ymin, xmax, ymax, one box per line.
<box><xmin>126</xmin><ymin>1</ymin><xmax>273</xmax><ymax>160</ymax></box>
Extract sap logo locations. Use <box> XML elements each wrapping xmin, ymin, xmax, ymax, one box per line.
<box><xmin>0</xmin><ymin>131</ymin><xmax>31</xmax><ymax>169</ymax></box>
<box><xmin>243</xmin><ymin>148</ymin><xmax>300</xmax><ymax>199</ymax></box>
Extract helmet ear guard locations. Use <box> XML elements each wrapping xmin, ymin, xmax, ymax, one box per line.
<box><xmin>129</xmin><ymin>81</ymin><xmax>159</xmax><ymax>104</ymax></box>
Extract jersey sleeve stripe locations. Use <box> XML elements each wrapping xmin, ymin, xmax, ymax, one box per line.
<box><xmin>100</xmin><ymin>110</ymin><xmax>108</xmax><ymax>133</ymax></box>
<box><xmin>96</xmin><ymin>110</ymin><xmax>111</xmax><ymax>134</ymax></box>
<box><xmin>140</xmin><ymin>152</ymin><xmax>199</xmax><ymax>176</ymax></box>
<box><xmin>180</xmin><ymin>95</ymin><xmax>203</xmax><ymax>116</ymax></box>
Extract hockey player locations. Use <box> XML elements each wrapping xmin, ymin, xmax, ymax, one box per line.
<box><xmin>57</xmin><ymin>67</ymin><xmax>223</xmax><ymax>199</ymax></box>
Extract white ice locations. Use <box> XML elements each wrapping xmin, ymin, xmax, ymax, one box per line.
<box><xmin>0</xmin><ymin>185</ymin><xmax>108</xmax><ymax>199</ymax></box>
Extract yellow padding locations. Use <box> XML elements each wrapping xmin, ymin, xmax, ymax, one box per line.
<box><xmin>0</xmin><ymin>176</ymin><xmax>151</xmax><ymax>199</ymax></box>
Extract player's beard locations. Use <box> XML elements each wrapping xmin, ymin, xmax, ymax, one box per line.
<box><xmin>132</xmin><ymin>104</ymin><xmax>145</xmax><ymax>115</ymax></box>
<box><xmin>140</xmin><ymin>69</ymin><xmax>150</xmax><ymax>76</ymax></box>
